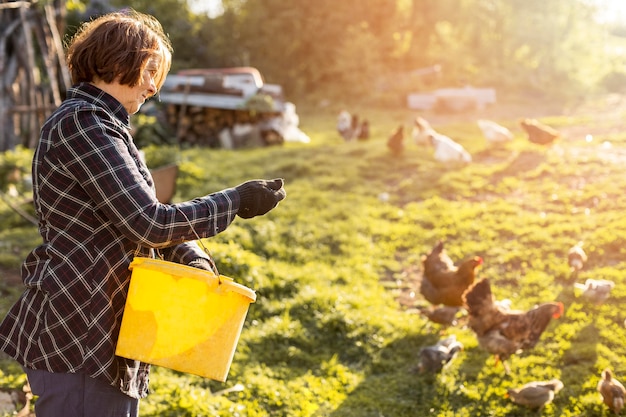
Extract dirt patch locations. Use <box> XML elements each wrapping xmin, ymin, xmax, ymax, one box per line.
<box><xmin>380</xmin><ymin>264</ymin><xmax>426</xmax><ymax>310</ymax></box>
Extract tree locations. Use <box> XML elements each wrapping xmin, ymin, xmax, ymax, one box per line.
<box><xmin>224</xmin><ymin>0</ymin><xmax>402</xmax><ymax>99</ymax></box>
<box><xmin>457</xmin><ymin>0</ymin><xmax>605</xmax><ymax>97</ymax></box>
<box><xmin>1</xmin><ymin>0</ymin><xmax>618</xmax><ymax>152</ymax></box>
<box><xmin>214</xmin><ymin>0</ymin><xmax>611</xmax><ymax>103</ymax></box>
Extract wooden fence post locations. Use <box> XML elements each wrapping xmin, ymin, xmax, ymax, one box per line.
<box><xmin>0</xmin><ymin>0</ymin><xmax>68</xmax><ymax>152</ymax></box>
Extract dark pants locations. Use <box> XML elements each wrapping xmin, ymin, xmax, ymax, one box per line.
<box><xmin>24</xmin><ymin>368</ymin><xmax>139</xmax><ymax>417</ymax></box>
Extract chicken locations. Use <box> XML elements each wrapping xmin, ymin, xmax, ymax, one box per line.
<box><xmin>337</xmin><ymin>110</ymin><xmax>352</xmax><ymax>139</ymax></box>
<box><xmin>357</xmin><ymin>119</ymin><xmax>369</xmax><ymax>140</ymax></box>
<box><xmin>412</xmin><ymin>116</ymin><xmax>434</xmax><ymax>146</ymax></box>
<box><xmin>568</xmin><ymin>241</ymin><xmax>587</xmax><ymax>274</ymax></box>
<box><xmin>412</xmin><ymin>116</ymin><xmax>471</xmax><ymax>162</ymax></box>
<box><xmin>421</xmin><ymin>240</ymin><xmax>455</xmax><ymax>277</ymax></box>
<box><xmin>349</xmin><ymin>114</ymin><xmax>361</xmax><ymax>140</ymax></box>
<box><xmin>574</xmin><ymin>278</ymin><xmax>615</xmax><ymax>305</ymax></box>
<box><xmin>421</xmin><ymin>256</ymin><xmax>484</xmax><ymax>308</ymax></box>
<box><xmin>519</xmin><ymin>118</ymin><xmax>561</xmax><ymax>145</ymax></box>
<box><xmin>337</xmin><ymin>110</ymin><xmax>361</xmax><ymax>141</ymax></box>
<box><xmin>417</xmin><ymin>334</ymin><xmax>464</xmax><ymax>373</ymax></box>
<box><xmin>431</xmin><ymin>133</ymin><xmax>472</xmax><ymax>163</ymax></box>
<box><xmin>598</xmin><ymin>368</ymin><xmax>626</xmax><ymax>414</ymax></box>
<box><xmin>463</xmin><ymin>278</ymin><xmax>564</xmax><ymax>373</ymax></box>
<box><xmin>506</xmin><ymin>379</ymin><xmax>564</xmax><ymax>410</ymax></box>
<box><xmin>420</xmin><ymin>241</ymin><xmax>483</xmax><ymax>307</ymax></box>
<box><xmin>387</xmin><ymin>125</ymin><xmax>404</xmax><ymax>156</ymax></box>
<box><xmin>477</xmin><ymin>119</ymin><xmax>513</xmax><ymax>144</ymax></box>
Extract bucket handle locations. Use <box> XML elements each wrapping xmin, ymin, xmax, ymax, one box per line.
<box><xmin>132</xmin><ymin>208</ymin><xmax>222</xmax><ymax>281</ymax></box>
<box><xmin>175</xmin><ymin>207</ymin><xmax>221</xmax><ymax>279</ymax></box>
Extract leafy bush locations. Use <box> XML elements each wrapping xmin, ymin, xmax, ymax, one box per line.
<box><xmin>132</xmin><ymin>112</ymin><xmax>178</xmax><ymax>148</ymax></box>
<box><xmin>140</xmin><ymin>144</ymin><xmax>181</xmax><ymax>169</ymax></box>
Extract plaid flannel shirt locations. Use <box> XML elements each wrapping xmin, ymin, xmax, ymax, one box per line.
<box><xmin>0</xmin><ymin>83</ymin><xmax>239</xmax><ymax>399</ymax></box>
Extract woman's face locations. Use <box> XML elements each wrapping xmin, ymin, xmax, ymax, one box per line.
<box><xmin>118</xmin><ymin>57</ymin><xmax>161</xmax><ymax>114</ymax></box>
<box><xmin>93</xmin><ymin>56</ymin><xmax>161</xmax><ymax>115</ymax></box>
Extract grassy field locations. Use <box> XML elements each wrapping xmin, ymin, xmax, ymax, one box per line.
<box><xmin>1</xmin><ymin>95</ymin><xmax>626</xmax><ymax>416</ymax></box>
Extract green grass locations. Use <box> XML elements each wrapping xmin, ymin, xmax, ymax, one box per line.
<box><xmin>1</xmin><ymin>101</ymin><xmax>626</xmax><ymax>416</ymax></box>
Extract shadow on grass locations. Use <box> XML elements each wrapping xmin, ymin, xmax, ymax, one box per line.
<box><xmin>322</xmin><ymin>332</ymin><xmax>546</xmax><ymax>417</ymax></box>
<box><xmin>488</xmin><ymin>150</ymin><xmax>546</xmax><ymax>184</ymax></box>
<box><xmin>324</xmin><ymin>291</ymin><xmax>604</xmax><ymax>417</ymax></box>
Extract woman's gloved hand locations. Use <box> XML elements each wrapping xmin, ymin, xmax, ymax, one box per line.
<box><xmin>187</xmin><ymin>258</ymin><xmax>216</xmax><ymax>273</ymax></box>
<box><xmin>235</xmin><ymin>178</ymin><xmax>286</xmax><ymax>219</ymax></box>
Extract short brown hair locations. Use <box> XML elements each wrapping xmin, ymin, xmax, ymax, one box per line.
<box><xmin>66</xmin><ymin>9</ymin><xmax>172</xmax><ymax>90</ymax></box>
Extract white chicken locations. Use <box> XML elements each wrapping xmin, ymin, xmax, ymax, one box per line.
<box><xmin>412</xmin><ymin>116</ymin><xmax>471</xmax><ymax>163</ymax></box>
<box><xmin>412</xmin><ymin>116</ymin><xmax>435</xmax><ymax>146</ymax></box>
<box><xmin>431</xmin><ymin>133</ymin><xmax>472</xmax><ymax>163</ymax></box>
<box><xmin>574</xmin><ymin>279</ymin><xmax>615</xmax><ymax>305</ymax></box>
<box><xmin>477</xmin><ymin>119</ymin><xmax>513</xmax><ymax>144</ymax></box>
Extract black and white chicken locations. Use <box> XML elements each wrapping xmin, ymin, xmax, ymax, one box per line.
<box><xmin>417</xmin><ymin>334</ymin><xmax>464</xmax><ymax>373</ymax></box>
<box><xmin>568</xmin><ymin>242</ymin><xmax>587</xmax><ymax>278</ymax></box>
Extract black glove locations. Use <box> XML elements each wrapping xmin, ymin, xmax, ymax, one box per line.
<box><xmin>188</xmin><ymin>258</ymin><xmax>216</xmax><ymax>273</ymax></box>
<box><xmin>235</xmin><ymin>178</ymin><xmax>286</xmax><ymax>219</ymax></box>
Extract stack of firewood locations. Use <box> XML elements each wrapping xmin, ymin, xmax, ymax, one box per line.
<box><xmin>164</xmin><ymin>103</ymin><xmax>280</xmax><ymax>148</ymax></box>
<box><xmin>0</xmin><ymin>0</ymin><xmax>70</xmax><ymax>151</ymax></box>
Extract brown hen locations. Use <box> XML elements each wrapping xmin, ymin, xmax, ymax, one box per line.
<box><xmin>387</xmin><ymin>125</ymin><xmax>404</xmax><ymax>156</ymax></box>
<box><xmin>421</xmin><ymin>241</ymin><xmax>455</xmax><ymax>277</ymax></box>
<box><xmin>420</xmin><ymin>241</ymin><xmax>483</xmax><ymax>307</ymax></box>
<box><xmin>463</xmin><ymin>278</ymin><xmax>564</xmax><ymax>373</ymax></box>
<box><xmin>598</xmin><ymin>368</ymin><xmax>626</xmax><ymax>415</ymax></box>
<box><xmin>419</xmin><ymin>305</ymin><xmax>462</xmax><ymax>327</ymax></box>
<box><xmin>519</xmin><ymin>118</ymin><xmax>561</xmax><ymax>145</ymax></box>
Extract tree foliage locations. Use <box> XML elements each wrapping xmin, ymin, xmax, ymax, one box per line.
<box><xmin>209</xmin><ymin>0</ymin><xmax>614</xmax><ymax>102</ymax></box>
<box><xmin>49</xmin><ymin>0</ymin><xmax>626</xmax><ymax>105</ymax></box>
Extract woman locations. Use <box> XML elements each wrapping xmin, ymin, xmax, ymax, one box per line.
<box><xmin>0</xmin><ymin>9</ymin><xmax>286</xmax><ymax>417</ymax></box>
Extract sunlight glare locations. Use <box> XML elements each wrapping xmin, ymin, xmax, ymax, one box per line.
<box><xmin>596</xmin><ymin>0</ymin><xmax>626</xmax><ymax>23</ymax></box>
<box><xmin>188</xmin><ymin>0</ymin><xmax>223</xmax><ymax>17</ymax></box>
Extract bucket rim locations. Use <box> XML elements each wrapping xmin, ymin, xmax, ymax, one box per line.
<box><xmin>129</xmin><ymin>257</ymin><xmax>256</xmax><ymax>302</ymax></box>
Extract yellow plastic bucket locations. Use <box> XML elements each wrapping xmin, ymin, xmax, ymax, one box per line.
<box><xmin>115</xmin><ymin>257</ymin><xmax>256</xmax><ymax>382</ymax></box>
